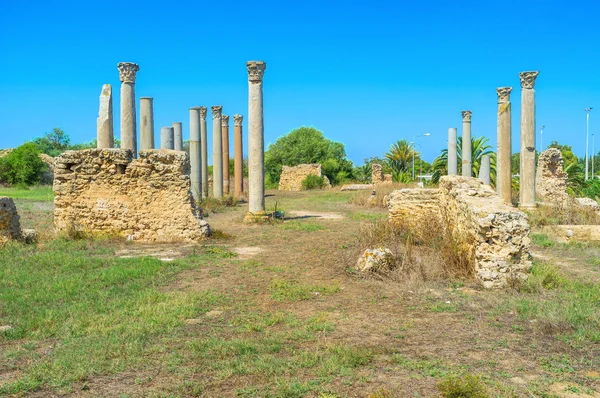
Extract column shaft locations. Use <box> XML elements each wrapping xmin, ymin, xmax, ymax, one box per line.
<box><xmin>234</xmin><ymin>114</ymin><xmax>244</xmax><ymax>197</ymax></box>
<box><xmin>519</xmin><ymin>71</ymin><xmax>539</xmax><ymax>208</ymax></box>
<box><xmin>140</xmin><ymin>97</ymin><xmax>154</xmax><ymax>150</ymax></box>
<box><xmin>160</xmin><ymin>127</ymin><xmax>174</xmax><ymax>150</ymax></box>
<box><xmin>222</xmin><ymin>116</ymin><xmax>230</xmax><ymax>195</ymax></box>
<box><xmin>118</xmin><ymin>62</ymin><xmax>139</xmax><ymax>157</ymax></box>
<box><xmin>447</xmin><ymin>127</ymin><xmax>457</xmax><ymax>175</ymax></box>
<box><xmin>97</xmin><ymin>84</ymin><xmax>114</xmax><ymax>148</ymax></box>
<box><xmin>212</xmin><ymin>106</ymin><xmax>223</xmax><ymax>198</ymax></box>
<box><xmin>479</xmin><ymin>154</ymin><xmax>491</xmax><ymax>185</ymax></box>
<box><xmin>461</xmin><ymin>111</ymin><xmax>472</xmax><ymax>177</ymax></box>
<box><xmin>173</xmin><ymin>122</ymin><xmax>183</xmax><ymax>151</ymax></box>
<box><xmin>497</xmin><ymin>87</ymin><xmax>513</xmax><ymax>204</ymax></box>
<box><xmin>247</xmin><ymin>61</ymin><xmax>266</xmax><ymax>214</ymax></box>
<box><xmin>189</xmin><ymin>108</ymin><xmax>201</xmax><ymax>202</ymax></box>
<box><xmin>200</xmin><ymin>107</ymin><xmax>209</xmax><ymax>199</ymax></box>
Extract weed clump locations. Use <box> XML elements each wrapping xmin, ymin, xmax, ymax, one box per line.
<box><xmin>437</xmin><ymin>374</ymin><xmax>488</xmax><ymax>398</ymax></box>
<box><xmin>301</xmin><ymin>175</ymin><xmax>325</xmax><ymax>190</ymax></box>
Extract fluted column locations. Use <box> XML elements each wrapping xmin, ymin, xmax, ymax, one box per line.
<box><xmin>97</xmin><ymin>84</ymin><xmax>114</xmax><ymax>148</ymax></box>
<box><xmin>479</xmin><ymin>154</ymin><xmax>491</xmax><ymax>185</ymax></box>
<box><xmin>118</xmin><ymin>62</ymin><xmax>139</xmax><ymax>157</ymax></box>
<box><xmin>496</xmin><ymin>87</ymin><xmax>513</xmax><ymax>204</ymax></box>
<box><xmin>519</xmin><ymin>71</ymin><xmax>539</xmax><ymax>208</ymax></box>
<box><xmin>200</xmin><ymin>107</ymin><xmax>209</xmax><ymax>199</ymax></box>
<box><xmin>246</xmin><ymin>61</ymin><xmax>266</xmax><ymax>216</ymax></box>
<box><xmin>222</xmin><ymin>115</ymin><xmax>230</xmax><ymax>195</ymax></box>
<box><xmin>172</xmin><ymin>122</ymin><xmax>183</xmax><ymax>151</ymax></box>
<box><xmin>461</xmin><ymin>110</ymin><xmax>472</xmax><ymax>177</ymax></box>
<box><xmin>447</xmin><ymin>127</ymin><xmax>457</xmax><ymax>175</ymax></box>
<box><xmin>140</xmin><ymin>97</ymin><xmax>154</xmax><ymax>150</ymax></box>
<box><xmin>234</xmin><ymin>114</ymin><xmax>244</xmax><ymax>197</ymax></box>
<box><xmin>160</xmin><ymin>126</ymin><xmax>174</xmax><ymax>150</ymax></box>
<box><xmin>189</xmin><ymin>107</ymin><xmax>202</xmax><ymax>202</ymax></box>
<box><xmin>212</xmin><ymin>106</ymin><xmax>223</xmax><ymax>198</ymax></box>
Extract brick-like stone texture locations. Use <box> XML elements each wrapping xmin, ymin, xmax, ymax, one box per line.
<box><xmin>387</xmin><ymin>176</ymin><xmax>531</xmax><ymax>288</ymax></box>
<box><xmin>0</xmin><ymin>197</ymin><xmax>22</xmax><ymax>244</ymax></box>
<box><xmin>371</xmin><ymin>164</ymin><xmax>383</xmax><ymax>184</ymax></box>
<box><xmin>53</xmin><ymin>149</ymin><xmax>209</xmax><ymax>242</ymax></box>
<box><xmin>536</xmin><ymin>148</ymin><xmax>569</xmax><ymax>204</ymax></box>
<box><xmin>278</xmin><ymin>164</ymin><xmax>330</xmax><ymax>191</ymax></box>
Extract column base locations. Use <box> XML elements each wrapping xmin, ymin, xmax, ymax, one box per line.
<box><xmin>518</xmin><ymin>203</ymin><xmax>537</xmax><ymax>211</ymax></box>
<box><xmin>244</xmin><ymin>210</ymin><xmax>284</xmax><ymax>223</ymax></box>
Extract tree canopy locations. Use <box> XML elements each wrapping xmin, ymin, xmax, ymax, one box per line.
<box><xmin>265</xmin><ymin>127</ymin><xmax>353</xmax><ymax>185</ymax></box>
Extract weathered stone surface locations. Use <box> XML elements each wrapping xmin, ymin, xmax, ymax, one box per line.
<box><xmin>387</xmin><ymin>176</ymin><xmax>532</xmax><ymax>288</ymax></box>
<box><xmin>340</xmin><ymin>184</ymin><xmax>373</xmax><ymax>191</ymax></box>
<box><xmin>372</xmin><ymin>164</ymin><xmax>383</xmax><ymax>184</ymax></box>
<box><xmin>542</xmin><ymin>225</ymin><xmax>600</xmax><ymax>243</ymax></box>
<box><xmin>383</xmin><ymin>174</ymin><xmax>393</xmax><ymax>183</ymax></box>
<box><xmin>576</xmin><ymin>197</ymin><xmax>599</xmax><ymax>209</ymax></box>
<box><xmin>536</xmin><ymin>148</ymin><xmax>569</xmax><ymax>204</ymax></box>
<box><xmin>357</xmin><ymin>248</ymin><xmax>395</xmax><ymax>273</ymax></box>
<box><xmin>0</xmin><ymin>197</ymin><xmax>22</xmax><ymax>244</ymax></box>
<box><xmin>278</xmin><ymin>164</ymin><xmax>330</xmax><ymax>191</ymax></box>
<box><xmin>97</xmin><ymin>84</ymin><xmax>114</xmax><ymax>149</ymax></box>
<box><xmin>247</xmin><ymin>61</ymin><xmax>266</xmax><ymax>216</ymax></box>
<box><xmin>53</xmin><ymin>149</ymin><xmax>209</xmax><ymax>242</ymax></box>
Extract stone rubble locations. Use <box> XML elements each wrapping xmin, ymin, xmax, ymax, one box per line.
<box><xmin>356</xmin><ymin>248</ymin><xmax>395</xmax><ymax>273</ymax></box>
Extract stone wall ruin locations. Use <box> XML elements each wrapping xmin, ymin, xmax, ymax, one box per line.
<box><xmin>387</xmin><ymin>176</ymin><xmax>531</xmax><ymax>288</ymax></box>
<box><xmin>535</xmin><ymin>148</ymin><xmax>569</xmax><ymax>205</ymax></box>
<box><xmin>0</xmin><ymin>197</ymin><xmax>22</xmax><ymax>244</ymax></box>
<box><xmin>278</xmin><ymin>163</ymin><xmax>331</xmax><ymax>191</ymax></box>
<box><xmin>53</xmin><ymin>149</ymin><xmax>209</xmax><ymax>242</ymax></box>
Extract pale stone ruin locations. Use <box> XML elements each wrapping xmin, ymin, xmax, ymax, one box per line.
<box><xmin>519</xmin><ymin>71</ymin><xmax>539</xmax><ymax>209</ymax></box>
<box><xmin>535</xmin><ymin>148</ymin><xmax>569</xmax><ymax>205</ymax></box>
<box><xmin>96</xmin><ymin>84</ymin><xmax>114</xmax><ymax>148</ymax></box>
<box><xmin>233</xmin><ymin>114</ymin><xmax>244</xmax><ymax>197</ymax></box>
<box><xmin>278</xmin><ymin>164</ymin><xmax>331</xmax><ymax>191</ymax></box>
<box><xmin>222</xmin><ymin>115</ymin><xmax>230</xmax><ymax>195</ymax></box>
<box><xmin>387</xmin><ymin>176</ymin><xmax>532</xmax><ymax>288</ymax></box>
<box><xmin>383</xmin><ymin>174</ymin><xmax>393</xmax><ymax>183</ymax></box>
<box><xmin>357</xmin><ymin>248</ymin><xmax>395</xmax><ymax>273</ymax></box>
<box><xmin>461</xmin><ymin>110</ymin><xmax>472</xmax><ymax>177</ymax></box>
<box><xmin>53</xmin><ymin>149</ymin><xmax>209</xmax><ymax>241</ymax></box>
<box><xmin>0</xmin><ymin>197</ymin><xmax>36</xmax><ymax>244</ymax></box>
<box><xmin>371</xmin><ymin>163</ymin><xmax>383</xmax><ymax>184</ymax></box>
<box><xmin>496</xmin><ymin>87</ymin><xmax>512</xmax><ymax>204</ymax></box>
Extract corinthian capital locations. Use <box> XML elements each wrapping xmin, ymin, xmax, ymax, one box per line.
<box><xmin>247</xmin><ymin>61</ymin><xmax>266</xmax><ymax>83</ymax></box>
<box><xmin>233</xmin><ymin>114</ymin><xmax>243</xmax><ymax>126</ymax></box>
<box><xmin>496</xmin><ymin>87</ymin><xmax>513</xmax><ymax>103</ymax></box>
<box><xmin>461</xmin><ymin>110</ymin><xmax>472</xmax><ymax>122</ymax></box>
<box><xmin>519</xmin><ymin>71</ymin><xmax>539</xmax><ymax>89</ymax></box>
<box><xmin>117</xmin><ymin>62</ymin><xmax>140</xmax><ymax>83</ymax></box>
<box><xmin>211</xmin><ymin>106</ymin><xmax>223</xmax><ymax>119</ymax></box>
<box><xmin>199</xmin><ymin>106</ymin><xmax>207</xmax><ymax>119</ymax></box>
<box><xmin>222</xmin><ymin>115</ymin><xmax>229</xmax><ymax>127</ymax></box>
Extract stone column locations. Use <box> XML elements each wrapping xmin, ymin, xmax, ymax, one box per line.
<box><xmin>233</xmin><ymin>114</ymin><xmax>244</xmax><ymax>197</ymax></box>
<box><xmin>200</xmin><ymin>107</ymin><xmax>209</xmax><ymax>199</ymax></box>
<box><xmin>496</xmin><ymin>87</ymin><xmax>513</xmax><ymax>204</ymax></box>
<box><xmin>519</xmin><ymin>71</ymin><xmax>539</xmax><ymax>208</ymax></box>
<box><xmin>222</xmin><ymin>115</ymin><xmax>230</xmax><ymax>195</ymax></box>
<box><xmin>173</xmin><ymin>122</ymin><xmax>183</xmax><ymax>151</ymax></box>
<box><xmin>447</xmin><ymin>127</ymin><xmax>457</xmax><ymax>175</ymax></box>
<box><xmin>189</xmin><ymin>107</ymin><xmax>201</xmax><ymax>202</ymax></box>
<box><xmin>212</xmin><ymin>106</ymin><xmax>223</xmax><ymax>198</ymax></box>
<box><xmin>97</xmin><ymin>84</ymin><xmax>114</xmax><ymax>148</ymax></box>
<box><xmin>246</xmin><ymin>61</ymin><xmax>267</xmax><ymax>217</ymax></box>
<box><xmin>479</xmin><ymin>154</ymin><xmax>491</xmax><ymax>185</ymax></box>
<box><xmin>461</xmin><ymin>110</ymin><xmax>472</xmax><ymax>177</ymax></box>
<box><xmin>117</xmin><ymin>62</ymin><xmax>140</xmax><ymax>157</ymax></box>
<box><xmin>160</xmin><ymin>126</ymin><xmax>174</xmax><ymax>150</ymax></box>
<box><xmin>139</xmin><ymin>97</ymin><xmax>154</xmax><ymax>150</ymax></box>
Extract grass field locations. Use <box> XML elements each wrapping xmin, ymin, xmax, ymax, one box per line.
<box><xmin>0</xmin><ymin>188</ymin><xmax>599</xmax><ymax>397</ymax></box>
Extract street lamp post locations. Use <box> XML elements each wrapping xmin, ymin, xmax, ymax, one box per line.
<box><xmin>411</xmin><ymin>133</ymin><xmax>430</xmax><ymax>181</ymax></box>
<box><xmin>540</xmin><ymin>125</ymin><xmax>545</xmax><ymax>151</ymax></box>
<box><xmin>586</xmin><ymin>108</ymin><xmax>592</xmax><ymax>180</ymax></box>
<box><xmin>593</xmin><ymin>133</ymin><xmax>595</xmax><ymax>179</ymax></box>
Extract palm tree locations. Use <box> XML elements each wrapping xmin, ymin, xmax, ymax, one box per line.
<box><xmin>385</xmin><ymin>139</ymin><xmax>418</xmax><ymax>181</ymax></box>
<box><xmin>431</xmin><ymin>136</ymin><xmax>496</xmax><ymax>185</ymax></box>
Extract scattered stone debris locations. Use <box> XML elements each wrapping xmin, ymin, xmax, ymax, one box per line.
<box><xmin>340</xmin><ymin>184</ymin><xmax>373</xmax><ymax>191</ymax></box>
<box><xmin>356</xmin><ymin>248</ymin><xmax>395</xmax><ymax>273</ymax></box>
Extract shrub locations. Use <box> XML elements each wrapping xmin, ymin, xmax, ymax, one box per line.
<box><xmin>301</xmin><ymin>175</ymin><xmax>325</xmax><ymax>190</ymax></box>
<box><xmin>437</xmin><ymin>374</ymin><xmax>488</xmax><ymax>398</ymax></box>
<box><xmin>0</xmin><ymin>143</ymin><xmax>46</xmax><ymax>186</ymax></box>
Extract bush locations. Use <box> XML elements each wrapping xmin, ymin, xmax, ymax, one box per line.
<box><xmin>437</xmin><ymin>374</ymin><xmax>488</xmax><ymax>398</ymax></box>
<box><xmin>0</xmin><ymin>143</ymin><xmax>46</xmax><ymax>186</ymax></box>
<box><xmin>301</xmin><ymin>175</ymin><xmax>325</xmax><ymax>190</ymax></box>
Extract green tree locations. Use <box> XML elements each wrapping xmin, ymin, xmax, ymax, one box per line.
<box><xmin>33</xmin><ymin>128</ymin><xmax>71</xmax><ymax>157</ymax></box>
<box><xmin>431</xmin><ymin>136</ymin><xmax>496</xmax><ymax>184</ymax></box>
<box><xmin>264</xmin><ymin>127</ymin><xmax>353</xmax><ymax>186</ymax></box>
<box><xmin>0</xmin><ymin>143</ymin><xmax>47</xmax><ymax>186</ymax></box>
<box><xmin>352</xmin><ymin>157</ymin><xmax>390</xmax><ymax>183</ymax></box>
<box><xmin>548</xmin><ymin>141</ymin><xmax>579</xmax><ymax>167</ymax></box>
<box><xmin>385</xmin><ymin>140</ymin><xmax>416</xmax><ymax>178</ymax></box>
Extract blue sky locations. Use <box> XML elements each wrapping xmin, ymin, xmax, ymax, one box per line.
<box><xmin>1</xmin><ymin>0</ymin><xmax>599</xmax><ymax>165</ymax></box>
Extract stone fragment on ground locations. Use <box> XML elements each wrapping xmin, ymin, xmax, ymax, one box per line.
<box><xmin>340</xmin><ymin>184</ymin><xmax>373</xmax><ymax>191</ymax></box>
<box><xmin>286</xmin><ymin>210</ymin><xmax>343</xmax><ymax>220</ymax></box>
<box><xmin>232</xmin><ymin>246</ymin><xmax>264</xmax><ymax>259</ymax></box>
<box><xmin>0</xmin><ymin>325</ymin><xmax>13</xmax><ymax>332</ymax></box>
<box><xmin>356</xmin><ymin>248</ymin><xmax>395</xmax><ymax>272</ymax></box>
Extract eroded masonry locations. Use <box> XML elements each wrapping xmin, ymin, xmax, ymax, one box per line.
<box><xmin>53</xmin><ymin>149</ymin><xmax>209</xmax><ymax>241</ymax></box>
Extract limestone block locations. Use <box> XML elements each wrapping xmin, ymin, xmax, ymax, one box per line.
<box><xmin>576</xmin><ymin>197</ymin><xmax>599</xmax><ymax>209</ymax></box>
<box><xmin>387</xmin><ymin>188</ymin><xmax>441</xmax><ymax>242</ymax></box>
<box><xmin>536</xmin><ymin>149</ymin><xmax>569</xmax><ymax>204</ymax></box>
<box><xmin>53</xmin><ymin>148</ymin><xmax>210</xmax><ymax>242</ymax></box>
<box><xmin>278</xmin><ymin>164</ymin><xmax>330</xmax><ymax>191</ymax></box>
<box><xmin>383</xmin><ymin>174</ymin><xmax>393</xmax><ymax>183</ymax></box>
<box><xmin>371</xmin><ymin>164</ymin><xmax>384</xmax><ymax>184</ymax></box>
<box><xmin>340</xmin><ymin>184</ymin><xmax>373</xmax><ymax>191</ymax></box>
<box><xmin>357</xmin><ymin>248</ymin><xmax>395</xmax><ymax>272</ymax></box>
<box><xmin>0</xmin><ymin>197</ymin><xmax>22</xmax><ymax>244</ymax></box>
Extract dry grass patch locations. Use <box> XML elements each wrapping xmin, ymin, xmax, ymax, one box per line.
<box><xmin>350</xmin><ymin>182</ymin><xmax>413</xmax><ymax>208</ymax></box>
<box><xmin>527</xmin><ymin>202</ymin><xmax>600</xmax><ymax>227</ymax></box>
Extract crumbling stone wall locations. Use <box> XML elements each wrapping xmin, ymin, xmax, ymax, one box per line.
<box><xmin>278</xmin><ymin>164</ymin><xmax>330</xmax><ymax>191</ymax></box>
<box><xmin>383</xmin><ymin>174</ymin><xmax>393</xmax><ymax>183</ymax></box>
<box><xmin>54</xmin><ymin>149</ymin><xmax>209</xmax><ymax>242</ymax></box>
<box><xmin>387</xmin><ymin>176</ymin><xmax>531</xmax><ymax>288</ymax></box>
<box><xmin>0</xmin><ymin>197</ymin><xmax>22</xmax><ymax>244</ymax></box>
<box><xmin>388</xmin><ymin>188</ymin><xmax>440</xmax><ymax>241</ymax></box>
<box><xmin>536</xmin><ymin>148</ymin><xmax>569</xmax><ymax>204</ymax></box>
<box><xmin>371</xmin><ymin>164</ymin><xmax>383</xmax><ymax>184</ymax></box>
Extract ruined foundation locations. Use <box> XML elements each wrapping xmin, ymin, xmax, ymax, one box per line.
<box><xmin>0</xmin><ymin>197</ymin><xmax>22</xmax><ymax>244</ymax></box>
<box><xmin>278</xmin><ymin>164</ymin><xmax>331</xmax><ymax>191</ymax></box>
<box><xmin>387</xmin><ymin>176</ymin><xmax>531</xmax><ymax>288</ymax></box>
<box><xmin>53</xmin><ymin>149</ymin><xmax>210</xmax><ymax>242</ymax></box>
